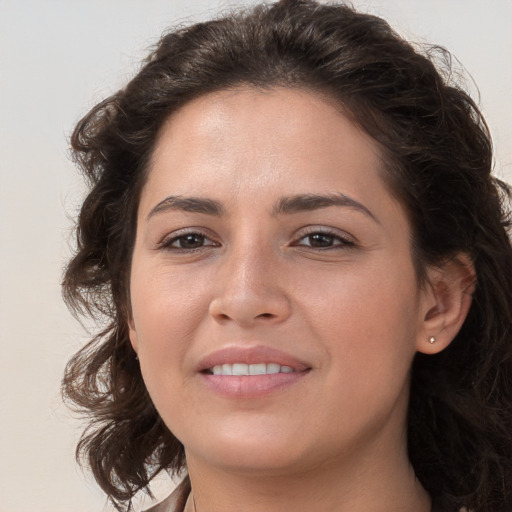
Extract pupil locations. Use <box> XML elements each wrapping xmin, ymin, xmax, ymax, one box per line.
<box><xmin>309</xmin><ymin>234</ymin><xmax>333</xmax><ymax>247</ymax></box>
<box><xmin>180</xmin><ymin>234</ymin><xmax>203</xmax><ymax>248</ymax></box>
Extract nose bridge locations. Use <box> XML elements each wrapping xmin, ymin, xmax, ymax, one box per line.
<box><xmin>231</xmin><ymin>236</ymin><xmax>272</xmax><ymax>291</ymax></box>
<box><xmin>209</xmin><ymin>232</ymin><xmax>291</xmax><ymax>325</ymax></box>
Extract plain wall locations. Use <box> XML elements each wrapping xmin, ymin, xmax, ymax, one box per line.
<box><xmin>0</xmin><ymin>1</ymin><xmax>510</xmax><ymax>511</ymax></box>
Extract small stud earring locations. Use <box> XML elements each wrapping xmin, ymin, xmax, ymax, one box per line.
<box><xmin>429</xmin><ymin>336</ymin><xmax>436</xmax><ymax>344</ymax></box>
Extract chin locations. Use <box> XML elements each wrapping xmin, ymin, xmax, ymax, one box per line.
<box><xmin>181</xmin><ymin>417</ymin><xmax>318</xmax><ymax>474</ymax></box>
<box><xmin>191</xmin><ymin>444</ymin><xmax>311</xmax><ymax>476</ymax></box>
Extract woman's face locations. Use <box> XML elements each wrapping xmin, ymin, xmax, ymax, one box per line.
<box><xmin>129</xmin><ymin>87</ymin><xmax>432</xmax><ymax>475</ymax></box>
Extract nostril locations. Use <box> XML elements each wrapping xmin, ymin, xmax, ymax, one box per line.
<box><xmin>209</xmin><ymin>293</ymin><xmax>291</xmax><ymax>325</ymax></box>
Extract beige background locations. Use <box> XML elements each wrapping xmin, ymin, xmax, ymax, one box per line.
<box><xmin>0</xmin><ymin>1</ymin><xmax>510</xmax><ymax>511</ymax></box>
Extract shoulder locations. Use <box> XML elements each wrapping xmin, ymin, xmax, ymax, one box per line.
<box><xmin>143</xmin><ymin>494</ymin><xmax>177</xmax><ymax>512</ymax></box>
<box><xmin>143</xmin><ymin>478</ymin><xmax>190</xmax><ymax>512</ymax></box>
<box><xmin>432</xmin><ymin>505</ymin><xmax>471</xmax><ymax>512</ymax></box>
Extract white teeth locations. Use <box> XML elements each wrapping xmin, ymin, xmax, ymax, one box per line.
<box><xmin>222</xmin><ymin>363</ymin><xmax>233</xmax><ymax>375</ymax></box>
<box><xmin>249</xmin><ymin>363</ymin><xmax>266</xmax><ymax>375</ymax></box>
<box><xmin>209</xmin><ymin>363</ymin><xmax>297</xmax><ymax>376</ymax></box>
<box><xmin>267</xmin><ymin>363</ymin><xmax>280</xmax><ymax>374</ymax></box>
<box><xmin>232</xmin><ymin>363</ymin><xmax>249</xmax><ymax>375</ymax></box>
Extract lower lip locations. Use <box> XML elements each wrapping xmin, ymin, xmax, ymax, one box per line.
<box><xmin>200</xmin><ymin>371</ymin><xmax>309</xmax><ymax>398</ymax></box>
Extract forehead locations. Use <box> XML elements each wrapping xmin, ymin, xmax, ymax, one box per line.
<box><xmin>144</xmin><ymin>87</ymin><xmax>387</xmax><ymax>203</ymax></box>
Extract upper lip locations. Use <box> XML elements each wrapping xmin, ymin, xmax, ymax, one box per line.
<box><xmin>197</xmin><ymin>345</ymin><xmax>311</xmax><ymax>373</ymax></box>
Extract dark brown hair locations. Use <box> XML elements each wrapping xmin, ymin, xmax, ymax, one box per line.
<box><xmin>62</xmin><ymin>1</ymin><xmax>512</xmax><ymax>511</ymax></box>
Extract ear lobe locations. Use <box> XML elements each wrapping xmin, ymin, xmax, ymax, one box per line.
<box><xmin>417</xmin><ymin>254</ymin><xmax>476</xmax><ymax>355</ymax></box>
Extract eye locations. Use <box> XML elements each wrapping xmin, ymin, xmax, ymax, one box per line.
<box><xmin>159</xmin><ymin>231</ymin><xmax>218</xmax><ymax>251</ymax></box>
<box><xmin>295</xmin><ymin>230</ymin><xmax>355</xmax><ymax>249</ymax></box>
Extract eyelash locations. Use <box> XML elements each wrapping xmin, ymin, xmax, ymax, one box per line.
<box><xmin>158</xmin><ymin>230</ymin><xmax>219</xmax><ymax>252</ymax></box>
<box><xmin>157</xmin><ymin>227</ymin><xmax>356</xmax><ymax>253</ymax></box>
<box><xmin>292</xmin><ymin>227</ymin><xmax>356</xmax><ymax>250</ymax></box>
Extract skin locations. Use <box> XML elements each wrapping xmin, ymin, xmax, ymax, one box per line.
<box><xmin>128</xmin><ymin>87</ymin><xmax>473</xmax><ymax>512</ymax></box>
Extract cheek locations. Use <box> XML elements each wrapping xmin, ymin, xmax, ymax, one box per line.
<box><xmin>129</xmin><ymin>272</ymin><xmax>207</xmax><ymax>425</ymax></box>
<box><xmin>297</xmin><ymin>258</ymin><xmax>421</xmax><ymax>372</ymax></box>
<box><xmin>296</xmin><ymin>264</ymin><xmax>419</xmax><ymax>433</ymax></box>
<box><xmin>131</xmin><ymin>262</ymin><xmax>208</xmax><ymax>328</ymax></box>
<box><xmin>129</xmin><ymin>264</ymin><xmax>211</xmax><ymax>378</ymax></box>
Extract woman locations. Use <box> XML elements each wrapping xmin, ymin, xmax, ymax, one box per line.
<box><xmin>62</xmin><ymin>1</ymin><xmax>512</xmax><ymax>511</ymax></box>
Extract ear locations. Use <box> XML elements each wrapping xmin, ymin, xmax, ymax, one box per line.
<box><xmin>127</xmin><ymin>310</ymin><xmax>139</xmax><ymax>354</ymax></box>
<box><xmin>416</xmin><ymin>253</ymin><xmax>476</xmax><ymax>354</ymax></box>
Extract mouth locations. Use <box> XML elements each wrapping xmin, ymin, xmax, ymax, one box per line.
<box><xmin>198</xmin><ymin>345</ymin><xmax>311</xmax><ymax>398</ymax></box>
<box><xmin>198</xmin><ymin>345</ymin><xmax>310</xmax><ymax>374</ymax></box>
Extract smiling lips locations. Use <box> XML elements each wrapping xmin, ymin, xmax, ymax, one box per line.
<box><xmin>199</xmin><ymin>346</ymin><xmax>310</xmax><ymax>397</ymax></box>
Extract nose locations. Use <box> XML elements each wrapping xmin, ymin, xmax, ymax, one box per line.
<box><xmin>208</xmin><ymin>241</ymin><xmax>292</xmax><ymax>327</ymax></box>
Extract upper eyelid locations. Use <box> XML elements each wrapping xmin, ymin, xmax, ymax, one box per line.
<box><xmin>158</xmin><ymin>228</ymin><xmax>218</xmax><ymax>247</ymax></box>
<box><xmin>155</xmin><ymin>225</ymin><xmax>357</xmax><ymax>246</ymax></box>
<box><xmin>293</xmin><ymin>225</ymin><xmax>356</xmax><ymax>242</ymax></box>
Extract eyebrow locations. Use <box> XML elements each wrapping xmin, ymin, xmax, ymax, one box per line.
<box><xmin>147</xmin><ymin>196</ymin><xmax>224</xmax><ymax>220</ymax></box>
<box><xmin>146</xmin><ymin>192</ymin><xmax>377</xmax><ymax>223</ymax></box>
<box><xmin>273</xmin><ymin>193</ymin><xmax>378</xmax><ymax>222</ymax></box>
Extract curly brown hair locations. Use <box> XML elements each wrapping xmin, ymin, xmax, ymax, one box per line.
<box><xmin>62</xmin><ymin>1</ymin><xmax>512</xmax><ymax>511</ymax></box>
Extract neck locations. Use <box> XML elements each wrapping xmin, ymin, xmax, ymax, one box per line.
<box><xmin>185</xmin><ymin>437</ymin><xmax>431</xmax><ymax>512</ymax></box>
